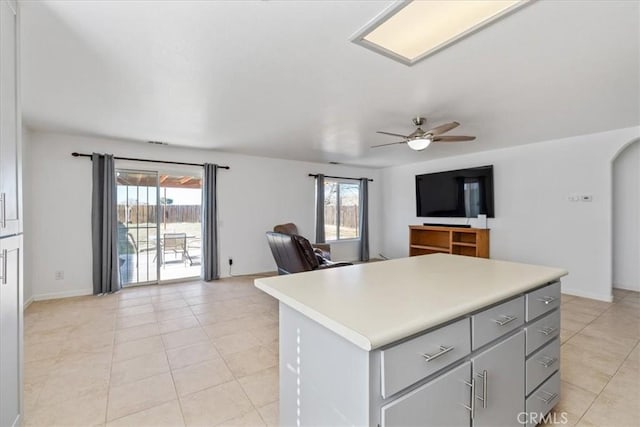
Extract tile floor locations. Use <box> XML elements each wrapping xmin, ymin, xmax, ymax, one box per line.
<box><xmin>23</xmin><ymin>277</ymin><xmax>639</xmax><ymax>427</ymax></box>
<box><xmin>551</xmin><ymin>289</ymin><xmax>639</xmax><ymax>427</ymax></box>
<box><xmin>24</xmin><ymin>275</ymin><xmax>278</xmax><ymax>427</ymax></box>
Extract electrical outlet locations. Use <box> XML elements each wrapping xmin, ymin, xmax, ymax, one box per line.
<box><xmin>228</xmin><ymin>258</ymin><xmax>233</xmax><ymax>266</ymax></box>
<box><xmin>55</xmin><ymin>271</ymin><xmax>64</xmax><ymax>280</ymax></box>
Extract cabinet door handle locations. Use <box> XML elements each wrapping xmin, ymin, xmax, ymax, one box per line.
<box><xmin>422</xmin><ymin>345</ymin><xmax>454</xmax><ymax>362</ymax></box>
<box><xmin>537</xmin><ymin>326</ymin><xmax>558</xmax><ymax>336</ymax></box>
<box><xmin>475</xmin><ymin>370</ymin><xmax>488</xmax><ymax>409</ymax></box>
<box><xmin>463</xmin><ymin>378</ymin><xmax>475</xmax><ymax>419</ymax></box>
<box><xmin>537</xmin><ymin>296</ymin><xmax>556</xmax><ymax>305</ymax></box>
<box><xmin>537</xmin><ymin>356</ymin><xmax>558</xmax><ymax>368</ymax></box>
<box><xmin>0</xmin><ymin>193</ymin><xmax>5</xmax><ymax>229</ymax></box>
<box><xmin>0</xmin><ymin>249</ymin><xmax>6</xmax><ymax>285</ymax></box>
<box><xmin>492</xmin><ymin>315</ymin><xmax>517</xmax><ymax>326</ymax></box>
<box><xmin>536</xmin><ymin>390</ymin><xmax>558</xmax><ymax>405</ymax></box>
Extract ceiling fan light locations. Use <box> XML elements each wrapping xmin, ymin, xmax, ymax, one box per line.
<box><xmin>407</xmin><ymin>137</ymin><xmax>432</xmax><ymax>151</ymax></box>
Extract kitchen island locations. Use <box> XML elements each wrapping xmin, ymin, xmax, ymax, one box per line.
<box><xmin>255</xmin><ymin>253</ymin><xmax>567</xmax><ymax>427</ymax></box>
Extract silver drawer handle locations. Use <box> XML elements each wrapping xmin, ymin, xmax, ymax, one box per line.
<box><xmin>537</xmin><ymin>296</ymin><xmax>556</xmax><ymax>305</ymax></box>
<box><xmin>536</xmin><ymin>390</ymin><xmax>558</xmax><ymax>405</ymax></box>
<box><xmin>0</xmin><ymin>193</ymin><xmax>5</xmax><ymax>229</ymax></box>
<box><xmin>463</xmin><ymin>378</ymin><xmax>475</xmax><ymax>419</ymax></box>
<box><xmin>422</xmin><ymin>345</ymin><xmax>454</xmax><ymax>362</ymax></box>
<box><xmin>537</xmin><ymin>356</ymin><xmax>558</xmax><ymax>368</ymax></box>
<box><xmin>0</xmin><ymin>249</ymin><xmax>6</xmax><ymax>285</ymax></box>
<box><xmin>492</xmin><ymin>315</ymin><xmax>517</xmax><ymax>326</ymax></box>
<box><xmin>537</xmin><ymin>326</ymin><xmax>558</xmax><ymax>336</ymax></box>
<box><xmin>475</xmin><ymin>370</ymin><xmax>488</xmax><ymax>409</ymax></box>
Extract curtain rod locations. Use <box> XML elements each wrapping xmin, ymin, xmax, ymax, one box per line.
<box><xmin>308</xmin><ymin>173</ymin><xmax>373</xmax><ymax>182</ymax></box>
<box><xmin>71</xmin><ymin>152</ymin><xmax>230</xmax><ymax>169</ymax></box>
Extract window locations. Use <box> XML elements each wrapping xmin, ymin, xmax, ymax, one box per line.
<box><xmin>324</xmin><ymin>180</ymin><xmax>360</xmax><ymax>241</ymax></box>
<box><xmin>464</xmin><ymin>180</ymin><xmax>480</xmax><ymax>218</ymax></box>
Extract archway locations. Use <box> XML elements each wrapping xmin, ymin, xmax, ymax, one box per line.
<box><xmin>611</xmin><ymin>138</ymin><xmax>640</xmax><ymax>293</ymax></box>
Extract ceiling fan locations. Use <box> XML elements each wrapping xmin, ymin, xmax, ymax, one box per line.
<box><xmin>372</xmin><ymin>117</ymin><xmax>475</xmax><ymax>151</ymax></box>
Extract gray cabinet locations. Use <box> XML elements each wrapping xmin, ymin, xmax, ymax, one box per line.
<box><xmin>526</xmin><ymin>339</ymin><xmax>559</xmax><ymax>395</ymax></box>
<box><xmin>525</xmin><ymin>310</ymin><xmax>560</xmax><ymax>355</ymax></box>
<box><xmin>381</xmin><ymin>362</ymin><xmax>471</xmax><ymax>427</ymax></box>
<box><xmin>380</xmin><ymin>318</ymin><xmax>470</xmax><ymax>398</ymax></box>
<box><xmin>525</xmin><ymin>371</ymin><xmax>560</xmax><ymax>427</ymax></box>
<box><xmin>0</xmin><ymin>0</ymin><xmax>21</xmax><ymax>237</ymax></box>
<box><xmin>373</xmin><ymin>291</ymin><xmax>557</xmax><ymax>427</ymax></box>
<box><xmin>471</xmin><ymin>331</ymin><xmax>525</xmax><ymax>427</ymax></box>
<box><xmin>277</xmin><ymin>281</ymin><xmax>562</xmax><ymax>426</ymax></box>
<box><xmin>526</xmin><ymin>282</ymin><xmax>560</xmax><ymax>321</ymax></box>
<box><xmin>472</xmin><ymin>296</ymin><xmax>524</xmax><ymax>350</ymax></box>
<box><xmin>0</xmin><ymin>234</ymin><xmax>22</xmax><ymax>427</ymax></box>
<box><xmin>0</xmin><ymin>1</ymin><xmax>22</xmax><ymax>426</ymax></box>
<box><xmin>382</xmin><ymin>331</ymin><xmax>526</xmax><ymax>427</ymax></box>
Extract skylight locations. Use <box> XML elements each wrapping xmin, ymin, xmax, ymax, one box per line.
<box><xmin>351</xmin><ymin>0</ymin><xmax>530</xmax><ymax>66</ymax></box>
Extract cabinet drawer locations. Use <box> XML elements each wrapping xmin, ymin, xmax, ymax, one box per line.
<box><xmin>526</xmin><ymin>310</ymin><xmax>560</xmax><ymax>355</ymax></box>
<box><xmin>526</xmin><ymin>338</ymin><xmax>560</xmax><ymax>395</ymax></box>
<box><xmin>526</xmin><ymin>282</ymin><xmax>560</xmax><ymax>321</ymax></box>
<box><xmin>381</xmin><ymin>362</ymin><xmax>471</xmax><ymax>427</ymax></box>
<box><xmin>380</xmin><ymin>318</ymin><xmax>470</xmax><ymax>398</ymax></box>
<box><xmin>525</xmin><ymin>371</ymin><xmax>560</xmax><ymax>427</ymax></box>
<box><xmin>472</xmin><ymin>296</ymin><xmax>524</xmax><ymax>349</ymax></box>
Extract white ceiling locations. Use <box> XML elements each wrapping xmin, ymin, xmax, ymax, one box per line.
<box><xmin>21</xmin><ymin>0</ymin><xmax>640</xmax><ymax>168</ymax></box>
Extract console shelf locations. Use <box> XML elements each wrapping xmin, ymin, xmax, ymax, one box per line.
<box><xmin>409</xmin><ymin>244</ymin><xmax>449</xmax><ymax>253</ymax></box>
<box><xmin>409</xmin><ymin>225</ymin><xmax>490</xmax><ymax>258</ymax></box>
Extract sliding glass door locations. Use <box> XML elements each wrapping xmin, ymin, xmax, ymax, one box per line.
<box><xmin>157</xmin><ymin>174</ymin><xmax>202</xmax><ymax>281</ymax></box>
<box><xmin>116</xmin><ymin>170</ymin><xmax>160</xmax><ymax>286</ymax></box>
<box><xmin>116</xmin><ymin>168</ymin><xmax>203</xmax><ymax>287</ymax></box>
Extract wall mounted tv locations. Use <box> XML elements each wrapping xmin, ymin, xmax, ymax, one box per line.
<box><xmin>416</xmin><ymin>165</ymin><xmax>495</xmax><ymax>218</ymax></box>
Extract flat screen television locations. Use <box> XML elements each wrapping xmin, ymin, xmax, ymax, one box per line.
<box><xmin>416</xmin><ymin>165</ymin><xmax>494</xmax><ymax>218</ymax></box>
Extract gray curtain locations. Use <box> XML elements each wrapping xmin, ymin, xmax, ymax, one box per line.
<box><xmin>91</xmin><ymin>153</ymin><xmax>120</xmax><ymax>294</ymax></box>
<box><xmin>202</xmin><ymin>164</ymin><xmax>219</xmax><ymax>281</ymax></box>
<box><xmin>315</xmin><ymin>174</ymin><xmax>325</xmax><ymax>243</ymax></box>
<box><xmin>359</xmin><ymin>178</ymin><xmax>369</xmax><ymax>262</ymax></box>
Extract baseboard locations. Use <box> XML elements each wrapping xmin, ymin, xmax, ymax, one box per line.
<box><xmin>612</xmin><ymin>284</ymin><xmax>640</xmax><ymax>292</ymax></box>
<box><xmin>561</xmin><ymin>287</ymin><xmax>613</xmax><ymax>302</ymax></box>
<box><xmin>23</xmin><ymin>296</ymin><xmax>34</xmax><ymax>310</ymax></box>
<box><xmin>220</xmin><ymin>270</ymin><xmax>277</xmax><ymax>279</ymax></box>
<box><xmin>32</xmin><ymin>288</ymin><xmax>93</xmax><ymax>301</ymax></box>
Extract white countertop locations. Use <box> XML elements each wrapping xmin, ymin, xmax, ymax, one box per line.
<box><xmin>254</xmin><ymin>254</ymin><xmax>567</xmax><ymax>351</ymax></box>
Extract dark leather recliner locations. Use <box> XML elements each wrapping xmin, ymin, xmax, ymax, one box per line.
<box><xmin>266</xmin><ymin>232</ymin><xmax>351</xmax><ymax>275</ymax></box>
<box><xmin>273</xmin><ymin>223</ymin><xmax>331</xmax><ymax>260</ymax></box>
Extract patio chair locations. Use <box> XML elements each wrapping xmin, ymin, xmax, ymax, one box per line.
<box><xmin>162</xmin><ymin>233</ymin><xmax>189</xmax><ymax>265</ymax></box>
<box><xmin>187</xmin><ymin>237</ymin><xmax>201</xmax><ymax>266</ymax></box>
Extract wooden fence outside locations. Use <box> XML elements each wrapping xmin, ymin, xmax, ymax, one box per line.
<box><xmin>118</xmin><ymin>205</ymin><xmax>201</xmax><ymax>224</ymax></box>
<box><xmin>118</xmin><ymin>204</ymin><xmax>357</xmax><ymax>228</ymax></box>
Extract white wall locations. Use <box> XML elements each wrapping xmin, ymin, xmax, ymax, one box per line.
<box><xmin>25</xmin><ymin>126</ymin><xmax>640</xmax><ymax>302</ymax></box>
<box><xmin>382</xmin><ymin>127</ymin><xmax>640</xmax><ymax>302</ymax></box>
<box><xmin>24</xmin><ymin>131</ymin><xmax>382</xmax><ymax>300</ymax></box>
<box><xmin>613</xmin><ymin>140</ymin><xmax>640</xmax><ymax>291</ymax></box>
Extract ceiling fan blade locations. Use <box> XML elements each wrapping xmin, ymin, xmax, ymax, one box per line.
<box><xmin>433</xmin><ymin>135</ymin><xmax>476</xmax><ymax>142</ymax></box>
<box><xmin>428</xmin><ymin>121</ymin><xmax>460</xmax><ymax>136</ymax></box>
<box><xmin>376</xmin><ymin>131</ymin><xmax>410</xmax><ymax>138</ymax></box>
<box><xmin>371</xmin><ymin>141</ymin><xmax>407</xmax><ymax>148</ymax></box>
